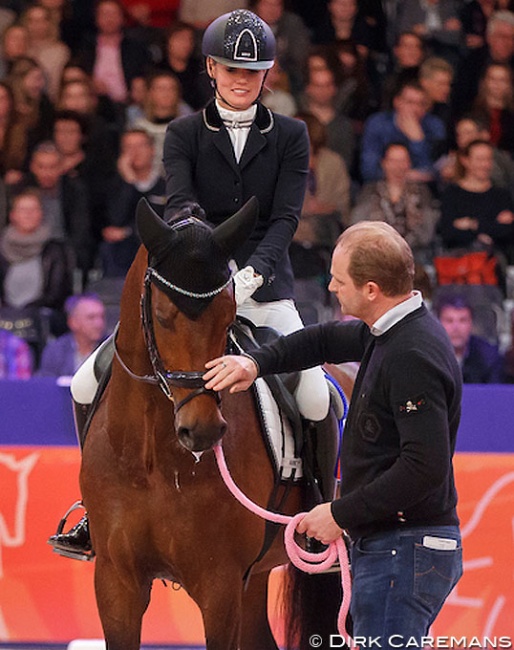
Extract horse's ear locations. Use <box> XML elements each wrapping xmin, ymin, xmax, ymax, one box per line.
<box><xmin>136</xmin><ymin>197</ymin><xmax>174</xmax><ymax>258</ymax></box>
<box><xmin>212</xmin><ymin>196</ymin><xmax>259</xmax><ymax>256</ymax></box>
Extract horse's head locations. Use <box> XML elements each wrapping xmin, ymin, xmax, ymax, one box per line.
<box><xmin>136</xmin><ymin>196</ymin><xmax>258</xmax><ymax>452</ymax></box>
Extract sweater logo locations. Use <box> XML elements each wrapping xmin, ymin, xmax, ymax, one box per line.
<box><xmin>397</xmin><ymin>394</ymin><xmax>428</xmax><ymax>415</ymax></box>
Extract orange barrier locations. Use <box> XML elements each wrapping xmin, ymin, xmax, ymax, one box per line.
<box><xmin>1</xmin><ymin>447</ymin><xmax>514</xmax><ymax>644</ymax></box>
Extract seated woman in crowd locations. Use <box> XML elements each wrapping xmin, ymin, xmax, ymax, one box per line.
<box><xmin>352</xmin><ymin>142</ymin><xmax>440</xmax><ymax>264</ymax></box>
<box><xmin>5</xmin><ymin>56</ymin><xmax>54</xmax><ymax>182</ymax></box>
<box><xmin>439</xmin><ymin>139</ymin><xmax>514</xmax><ymax>263</ymax></box>
<box><xmin>470</xmin><ymin>62</ymin><xmax>514</xmax><ymax>157</ymax></box>
<box><xmin>0</xmin><ymin>188</ymin><xmax>73</xmax><ymax>343</ymax></box>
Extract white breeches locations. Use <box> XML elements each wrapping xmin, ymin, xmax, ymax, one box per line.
<box><xmin>71</xmin><ymin>299</ymin><xmax>330</xmax><ymax>422</ymax></box>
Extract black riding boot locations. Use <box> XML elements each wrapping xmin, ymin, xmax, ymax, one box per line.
<box><xmin>47</xmin><ymin>400</ymin><xmax>94</xmax><ymax>560</ymax></box>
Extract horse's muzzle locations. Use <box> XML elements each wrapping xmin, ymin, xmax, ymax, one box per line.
<box><xmin>176</xmin><ymin>408</ymin><xmax>228</xmax><ymax>453</ymax></box>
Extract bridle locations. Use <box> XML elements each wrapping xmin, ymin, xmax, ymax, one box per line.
<box><xmin>113</xmin><ymin>218</ymin><xmax>233</xmax><ymax>413</ymax></box>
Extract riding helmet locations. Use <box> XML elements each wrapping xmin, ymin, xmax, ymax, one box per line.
<box><xmin>202</xmin><ymin>9</ymin><xmax>276</xmax><ymax>70</ymax></box>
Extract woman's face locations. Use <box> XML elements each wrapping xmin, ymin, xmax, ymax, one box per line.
<box><xmin>24</xmin><ymin>6</ymin><xmax>52</xmax><ymax>40</ymax></box>
<box><xmin>22</xmin><ymin>66</ymin><xmax>46</xmax><ymax>99</ymax></box>
<box><xmin>462</xmin><ymin>143</ymin><xmax>494</xmax><ymax>181</ymax></box>
<box><xmin>167</xmin><ymin>28</ymin><xmax>195</xmax><ymax>60</ymax></box>
<box><xmin>3</xmin><ymin>25</ymin><xmax>29</xmax><ymax>59</ymax></box>
<box><xmin>10</xmin><ymin>196</ymin><xmax>44</xmax><ymax>234</ymax></box>
<box><xmin>207</xmin><ymin>60</ymin><xmax>266</xmax><ymax>111</ymax></box>
<box><xmin>484</xmin><ymin>65</ymin><xmax>512</xmax><ymax>103</ymax></box>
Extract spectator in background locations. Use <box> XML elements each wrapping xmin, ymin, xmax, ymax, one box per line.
<box><xmin>5</xmin><ymin>56</ymin><xmax>54</xmax><ymax>183</ymax></box>
<box><xmin>0</xmin><ymin>188</ymin><xmax>73</xmax><ymax>330</ymax></box>
<box><xmin>436</xmin><ymin>294</ymin><xmax>505</xmax><ymax>383</ymax></box>
<box><xmin>21</xmin><ymin>3</ymin><xmax>70</xmax><ymax>102</ymax></box>
<box><xmin>0</xmin><ymin>21</ymin><xmax>29</xmax><ymax>78</ymax></box>
<box><xmin>0</xmin><ymin>327</ymin><xmax>32</xmax><ymax>378</ymax></box>
<box><xmin>313</xmin><ymin>0</ymin><xmax>374</xmax><ymax>59</ymax></box>
<box><xmin>396</xmin><ymin>0</ymin><xmax>462</xmax><ymax>65</ymax></box>
<box><xmin>452</xmin><ymin>11</ymin><xmax>514</xmax><ymax>118</ymax></box>
<box><xmin>177</xmin><ymin>0</ymin><xmax>248</xmax><ymax>31</ymax></box>
<box><xmin>333</xmin><ymin>39</ymin><xmax>375</xmax><ymax>129</ymax></box>
<box><xmin>57</xmin><ymin>77</ymin><xmax>119</xmax><ymax>233</ymax></box>
<box><xmin>352</xmin><ymin>142</ymin><xmax>439</xmax><ymax>265</ymax></box>
<box><xmin>437</xmin><ymin>114</ymin><xmax>514</xmax><ymax>201</ymax></box>
<box><xmin>19</xmin><ymin>141</ymin><xmax>93</xmax><ymax>278</ymax></box>
<box><xmin>439</xmin><ymin>139</ymin><xmax>514</xmax><ymax>263</ymax></box>
<box><xmin>0</xmin><ymin>80</ymin><xmax>18</xmax><ymax>177</ymax></box>
<box><xmin>419</xmin><ymin>56</ymin><xmax>454</xmax><ymax>129</ymax></box>
<box><xmin>249</xmin><ymin>0</ymin><xmax>311</xmax><ymax>96</ymax></box>
<box><xmin>158</xmin><ymin>20</ymin><xmax>211</xmax><ymax>111</ymax></box>
<box><xmin>380</xmin><ymin>31</ymin><xmax>425</xmax><ymax>110</ymax></box>
<box><xmin>300</xmin><ymin>65</ymin><xmax>356</xmax><ymax>173</ymax></box>
<box><xmin>360</xmin><ymin>81</ymin><xmax>446</xmax><ymax>183</ymax></box>
<box><xmin>132</xmin><ymin>69</ymin><xmax>191</xmax><ymax>174</ymax></box>
<box><xmin>38</xmin><ymin>293</ymin><xmax>106</xmax><ymax>378</ymax></box>
<box><xmin>261</xmin><ymin>61</ymin><xmax>297</xmax><ymax>117</ymax></box>
<box><xmin>78</xmin><ymin>0</ymin><xmax>151</xmax><ymax>112</ymax></box>
<box><xmin>101</xmin><ymin>128</ymin><xmax>165</xmax><ymax>277</ymax></box>
<box><xmin>470</xmin><ymin>62</ymin><xmax>514</xmax><ymax>156</ymax></box>
<box><xmin>460</xmin><ymin>0</ymin><xmax>496</xmax><ymax>53</ymax></box>
<box><xmin>295</xmin><ymin>111</ymin><xmax>350</xmax><ymax>241</ymax></box>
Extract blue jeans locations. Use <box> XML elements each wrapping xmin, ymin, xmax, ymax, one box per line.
<box><xmin>349</xmin><ymin>526</ymin><xmax>462</xmax><ymax>648</ymax></box>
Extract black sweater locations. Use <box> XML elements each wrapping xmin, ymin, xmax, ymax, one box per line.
<box><xmin>250</xmin><ymin>306</ymin><xmax>462</xmax><ymax>539</ymax></box>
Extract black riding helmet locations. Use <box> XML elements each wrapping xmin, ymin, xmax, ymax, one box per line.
<box><xmin>202</xmin><ymin>9</ymin><xmax>276</xmax><ymax>70</ymax></box>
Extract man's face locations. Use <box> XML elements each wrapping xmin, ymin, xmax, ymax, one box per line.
<box><xmin>394</xmin><ymin>86</ymin><xmax>428</xmax><ymax>121</ymax></box>
<box><xmin>394</xmin><ymin>34</ymin><xmax>424</xmax><ymax>68</ymax></box>
<box><xmin>328</xmin><ymin>245</ymin><xmax>368</xmax><ymax>320</ymax></box>
<box><xmin>30</xmin><ymin>151</ymin><xmax>62</xmax><ymax>189</ymax></box>
<box><xmin>421</xmin><ymin>70</ymin><xmax>452</xmax><ymax>104</ymax></box>
<box><xmin>121</xmin><ymin>133</ymin><xmax>154</xmax><ymax>172</ymax></box>
<box><xmin>306</xmin><ymin>69</ymin><xmax>336</xmax><ymax>105</ymax></box>
<box><xmin>487</xmin><ymin>21</ymin><xmax>514</xmax><ymax>63</ymax></box>
<box><xmin>439</xmin><ymin>306</ymin><xmax>473</xmax><ymax>353</ymax></box>
<box><xmin>69</xmin><ymin>299</ymin><xmax>106</xmax><ymax>344</ymax></box>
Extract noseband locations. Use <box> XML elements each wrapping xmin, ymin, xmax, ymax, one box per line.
<box><xmin>114</xmin><ymin>256</ymin><xmax>233</xmax><ymax>413</ymax></box>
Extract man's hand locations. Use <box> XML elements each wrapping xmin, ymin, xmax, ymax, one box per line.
<box><xmin>296</xmin><ymin>503</ymin><xmax>344</xmax><ymax>545</ymax></box>
<box><xmin>204</xmin><ymin>355</ymin><xmax>258</xmax><ymax>393</ymax></box>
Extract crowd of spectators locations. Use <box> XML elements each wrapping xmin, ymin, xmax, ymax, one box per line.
<box><xmin>0</xmin><ymin>0</ymin><xmax>514</xmax><ymax>383</ymax></box>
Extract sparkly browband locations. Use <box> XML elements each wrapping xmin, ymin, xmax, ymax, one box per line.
<box><xmin>147</xmin><ymin>267</ymin><xmax>233</xmax><ymax>299</ymax></box>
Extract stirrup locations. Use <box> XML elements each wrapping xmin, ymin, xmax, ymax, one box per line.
<box><xmin>48</xmin><ymin>500</ymin><xmax>95</xmax><ymax>562</ymax></box>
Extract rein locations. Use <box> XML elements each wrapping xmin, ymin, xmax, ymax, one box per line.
<box><xmin>213</xmin><ymin>442</ymin><xmax>353</xmax><ymax>643</ymax></box>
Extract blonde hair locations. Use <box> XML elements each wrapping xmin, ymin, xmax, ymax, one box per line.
<box><xmin>337</xmin><ymin>222</ymin><xmax>414</xmax><ymax>296</ymax></box>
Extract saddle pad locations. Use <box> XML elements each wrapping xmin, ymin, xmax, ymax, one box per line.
<box><xmin>253</xmin><ymin>378</ymin><xmax>303</xmax><ymax>481</ymax></box>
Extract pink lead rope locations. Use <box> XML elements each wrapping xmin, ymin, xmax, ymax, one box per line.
<box><xmin>213</xmin><ymin>442</ymin><xmax>354</xmax><ymax>643</ymax></box>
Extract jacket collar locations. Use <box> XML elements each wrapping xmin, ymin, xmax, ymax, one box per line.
<box><xmin>203</xmin><ymin>100</ymin><xmax>274</xmax><ymax>134</ymax></box>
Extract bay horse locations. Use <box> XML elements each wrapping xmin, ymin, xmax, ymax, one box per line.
<box><xmin>80</xmin><ymin>197</ymin><xmax>349</xmax><ymax>650</ymax></box>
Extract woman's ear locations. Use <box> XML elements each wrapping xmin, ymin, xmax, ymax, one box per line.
<box><xmin>206</xmin><ymin>57</ymin><xmax>215</xmax><ymax>79</ymax></box>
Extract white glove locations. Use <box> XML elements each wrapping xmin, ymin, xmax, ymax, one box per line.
<box><xmin>234</xmin><ymin>266</ymin><xmax>264</xmax><ymax>306</ymax></box>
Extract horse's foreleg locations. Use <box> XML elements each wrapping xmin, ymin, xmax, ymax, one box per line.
<box><xmin>94</xmin><ymin>556</ymin><xmax>151</xmax><ymax>650</ymax></box>
<box><xmin>191</xmin><ymin>574</ymin><xmax>243</xmax><ymax>650</ymax></box>
<box><xmin>241</xmin><ymin>570</ymin><xmax>279</xmax><ymax>650</ymax></box>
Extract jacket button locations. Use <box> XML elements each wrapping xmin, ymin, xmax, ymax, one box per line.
<box><xmin>234</xmin><ymin>197</ymin><xmax>239</xmax><ymax>203</ymax></box>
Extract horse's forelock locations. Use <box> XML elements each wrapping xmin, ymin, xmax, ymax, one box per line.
<box><xmin>149</xmin><ymin>217</ymin><xmax>232</xmax><ymax>319</ymax></box>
